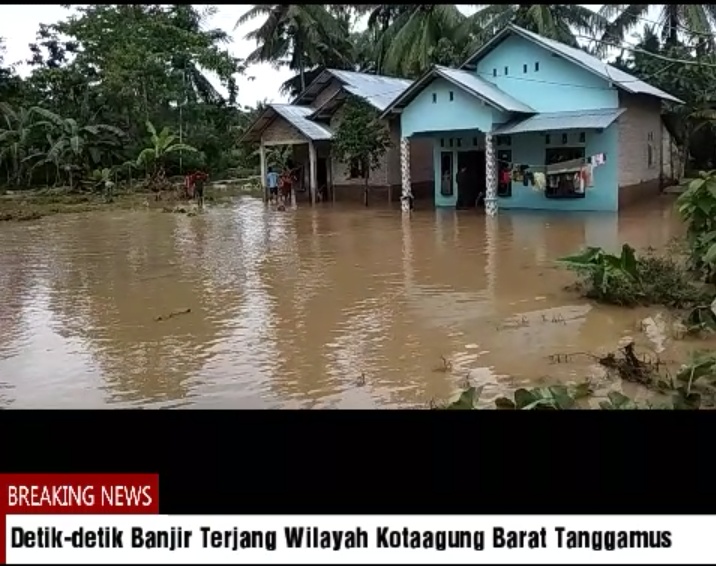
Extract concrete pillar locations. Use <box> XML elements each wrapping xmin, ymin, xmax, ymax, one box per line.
<box><xmin>484</xmin><ymin>133</ymin><xmax>498</xmax><ymax>217</ymax></box>
<box><xmin>400</xmin><ymin>137</ymin><xmax>412</xmax><ymax>214</ymax></box>
<box><xmin>485</xmin><ymin>216</ymin><xmax>498</xmax><ymax>298</ymax></box>
<box><xmin>308</xmin><ymin>141</ymin><xmax>318</xmax><ymax>206</ymax></box>
<box><xmin>259</xmin><ymin>142</ymin><xmax>267</xmax><ymax>203</ymax></box>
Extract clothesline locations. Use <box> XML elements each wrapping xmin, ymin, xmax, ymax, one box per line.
<box><xmin>495</xmin><ymin>153</ymin><xmax>607</xmax><ymax>170</ymax></box>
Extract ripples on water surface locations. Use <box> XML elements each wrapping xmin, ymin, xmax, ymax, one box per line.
<box><xmin>0</xmin><ymin>196</ymin><xmax>700</xmax><ymax>409</ymax></box>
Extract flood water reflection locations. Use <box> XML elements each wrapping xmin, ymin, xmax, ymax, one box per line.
<box><xmin>0</xmin><ymin>196</ymin><xmax>697</xmax><ymax>408</ymax></box>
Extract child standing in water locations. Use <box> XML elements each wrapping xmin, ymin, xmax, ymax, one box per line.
<box><xmin>266</xmin><ymin>167</ymin><xmax>279</xmax><ymax>203</ymax></box>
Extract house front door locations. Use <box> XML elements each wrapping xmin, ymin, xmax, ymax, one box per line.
<box><xmin>457</xmin><ymin>150</ymin><xmax>485</xmax><ymax>208</ymax></box>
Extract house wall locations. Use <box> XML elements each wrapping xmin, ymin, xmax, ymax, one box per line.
<box><xmin>388</xmin><ymin>118</ymin><xmax>433</xmax><ymax>201</ymax></box>
<box><xmin>329</xmin><ymin>105</ymin><xmax>433</xmax><ymax>203</ymax></box>
<box><xmin>310</xmin><ymin>79</ymin><xmax>343</xmax><ymax>110</ymax></box>
<box><xmin>261</xmin><ymin>117</ymin><xmax>308</xmax><ymax>145</ymax></box>
<box><xmin>617</xmin><ymin>92</ymin><xmax>663</xmax><ymax>207</ymax></box>
<box><xmin>401</xmin><ymin>78</ymin><xmax>506</xmax><ymax>137</ymax></box>
<box><xmin>473</xmin><ymin>34</ymin><xmax>620</xmax><ymax>112</ymax></box>
<box><xmin>430</xmin><ymin>132</ymin><xmax>485</xmax><ymax>208</ymax></box>
<box><xmin>661</xmin><ymin>122</ymin><xmax>682</xmax><ymax>183</ymax></box>
<box><xmin>498</xmin><ymin>125</ymin><xmax>619</xmax><ymax>212</ymax></box>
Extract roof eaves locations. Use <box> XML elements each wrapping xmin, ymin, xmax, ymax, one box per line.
<box><xmin>291</xmin><ymin>69</ymin><xmax>347</xmax><ymax>106</ymax></box>
<box><xmin>459</xmin><ymin>26</ymin><xmax>512</xmax><ymax>70</ymax></box>
<box><xmin>238</xmin><ymin>106</ymin><xmax>275</xmax><ymax>144</ymax></box>
<box><xmin>307</xmin><ymin>90</ymin><xmax>346</xmax><ymax>121</ymax></box>
<box><xmin>433</xmin><ymin>67</ymin><xmax>510</xmax><ymax>113</ymax></box>
<box><xmin>378</xmin><ymin>68</ymin><xmax>438</xmax><ymax>120</ymax></box>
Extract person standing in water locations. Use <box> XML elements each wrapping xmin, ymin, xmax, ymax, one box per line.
<box><xmin>266</xmin><ymin>167</ymin><xmax>279</xmax><ymax>203</ymax></box>
<box><xmin>193</xmin><ymin>171</ymin><xmax>208</xmax><ymax>209</ymax></box>
<box><xmin>456</xmin><ymin>165</ymin><xmax>469</xmax><ymax>209</ymax></box>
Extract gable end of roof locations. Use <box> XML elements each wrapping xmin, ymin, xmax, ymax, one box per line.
<box><xmin>460</xmin><ymin>24</ymin><xmax>683</xmax><ymax>105</ymax></box>
<box><xmin>379</xmin><ymin>65</ymin><xmax>535</xmax><ymax>119</ymax></box>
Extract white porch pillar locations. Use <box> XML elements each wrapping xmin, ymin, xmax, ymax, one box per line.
<box><xmin>484</xmin><ymin>133</ymin><xmax>498</xmax><ymax>217</ymax></box>
<box><xmin>259</xmin><ymin>142</ymin><xmax>268</xmax><ymax>203</ymax></box>
<box><xmin>308</xmin><ymin>141</ymin><xmax>318</xmax><ymax>206</ymax></box>
<box><xmin>400</xmin><ymin>137</ymin><xmax>412</xmax><ymax>214</ymax></box>
<box><xmin>485</xmin><ymin>216</ymin><xmax>498</xmax><ymax>298</ymax></box>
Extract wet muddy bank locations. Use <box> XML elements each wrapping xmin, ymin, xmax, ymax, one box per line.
<box><xmin>0</xmin><ymin>182</ymin><xmax>261</xmax><ymax>222</ymax></box>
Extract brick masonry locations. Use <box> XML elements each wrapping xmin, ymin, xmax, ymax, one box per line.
<box><xmin>261</xmin><ymin>117</ymin><xmax>307</xmax><ymax>145</ymax></box>
<box><xmin>617</xmin><ymin>92</ymin><xmax>663</xmax><ymax>208</ymax></box>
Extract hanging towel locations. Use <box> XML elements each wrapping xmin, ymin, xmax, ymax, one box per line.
<box><xmin>573</xmin><ymin>172</ymin><xmax>584</xmax><ymax>194</ymax></box>
<box><xmin>500</xmin><ymin>170</ymin><xmax>511</xmax><ymax>185</ymax></box>
<box><xmin>591</xmin><ymin>153</ymin><xmax>605</xmax><ymax>167</ymax></box>
<box><xmin>533</xmin><ymin>172</ymin><xmax>546</xmax><ymax>191</ymax></box>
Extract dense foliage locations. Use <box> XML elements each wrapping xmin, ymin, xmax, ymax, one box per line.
<box><xmin>0</xmin><ymin>5</ymin><xmax>258</xmax><ymax>189</ymax></box>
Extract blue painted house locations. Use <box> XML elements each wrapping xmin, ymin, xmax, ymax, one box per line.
<box><xmin>380</xmin><ymin>24</ymin><xmax>683</xmax><ymax>213</ymax></box>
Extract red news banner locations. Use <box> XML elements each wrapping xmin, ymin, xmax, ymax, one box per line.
<box><xmin>0</xmin><ymin>474</ymin><xmax>159</xmax><ymax>564</ymax></box>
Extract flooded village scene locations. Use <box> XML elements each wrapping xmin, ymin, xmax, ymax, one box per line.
<box><xmin>2</xmin><ymin>4</ymin><xmax>716</xmax><ymax>410</ymax></box>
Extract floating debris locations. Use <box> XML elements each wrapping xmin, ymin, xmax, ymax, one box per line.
<box><xmin>154</xmin><ymin>308</ymin><xmax>192</xmax><ymax>322</ymax></box>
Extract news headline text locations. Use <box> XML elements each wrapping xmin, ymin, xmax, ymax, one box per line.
<box><xmin>10</xmin><ymin>526</ymin><xmax>673</xmax><ymax>552</ymax></box>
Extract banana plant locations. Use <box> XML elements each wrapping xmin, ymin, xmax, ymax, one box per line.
<box><xmin>136</xmin><ymin>121</ymin><xmax>198</xmax><ymax>187</ymax></box>
<box><xmin>558</xmin><ymin>244</ymin><xmax>641</xmax><ymax>300</ymax></box>
<box><xmin>88</xmin><ymin>167</ymin><xmax>116</xmax><ymax>201</ymax></box>
<box><xmin>29</xmin><ymin>107</ymin><xmax>125</xmax><ymax>190</ymax></box>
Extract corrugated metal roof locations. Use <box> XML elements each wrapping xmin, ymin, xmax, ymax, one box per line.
<box><xmin>462</xmin><ymin>25</ymin><xmax>683</xmax><ymax>104</ymax></box>
<box><xmin>435</xmin><ymin>66</ymin><xmax>535</xmax><ymax>113</ymax></box>
<box><xmin>271</xmin><ymin>104</ymin><xmax>333</xmax><ymax>141</ymax></box>
<box><xmin>491</xmin><ymin>108</ymin><xmax>626</xmax><ymax>135</ymax></box>
<box><xmin>327</xmin><ymin>69</ymin><xmax>413</xmax><ymax>111</ymax></box>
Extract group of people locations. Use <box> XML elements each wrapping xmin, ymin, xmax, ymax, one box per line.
<box><xmin>184</xmin><ymin>171</ymin><xmax>209</xmax><ymax>208</ymax></box>
<box><xmin>266</xmin><ymin>165</ymin><xmax>298</xmax><ymax>210</ymax></box>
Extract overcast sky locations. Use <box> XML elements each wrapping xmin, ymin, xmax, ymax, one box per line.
<box><xmin>1</xmin><ymin>4</ymin><xmax>660</xmax><ymax>108</ymax></box>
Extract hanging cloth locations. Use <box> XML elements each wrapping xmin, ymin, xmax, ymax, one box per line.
<box><xmin>533</xmin><ymin>172</ymin><xmax>546</xmax><ymax>191</ymax></box>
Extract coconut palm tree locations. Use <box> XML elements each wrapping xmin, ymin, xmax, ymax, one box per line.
<box><xmin>370</xmin><ymin>5</ymin><xmax>467</xmax><ymax>78</ymax></box>
<box><xmin>237</xmin><ymin>5</ymin><xmax>353</xmax><ymax>92</ymax></box>
<box><xmin>462</xmin><ymin>5</ymin><xmax>607</xmax><ymax>52</ymax></box>
<box><xmin>599</xmin><ymin>5</ymin><xmax>716</xmax><ymax>48</ymax></box>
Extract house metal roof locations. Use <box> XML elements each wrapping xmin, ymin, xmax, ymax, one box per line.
<box><xmin>461</xmin><ymin>24</ymin><xmax>683</xmax><ymax>104</ymax></box>
<box><xmin>239</xmin><ymin>104</ymin><xmax>333</xmax><ymax>144</ymax></box>
<box><xmin>380</xmin><ymin>65</ymin><xmax>535</xmax><ymax>119</ymax></box>
<box><xmin>292</xmin><ymin>68</ymin><xmax>412</xmax><ymax>111</ymax></box>
<box><xmin>272</xmin><ymin>104</ymin><xmax>333</xmax><ymax>140</ymax></box>
<box><xmin>328</xmin><ymin>69</ymin><xmax>413</xmax><ymax>111</ymax></box>
<box><xmin>492</xmin><ymin>108</ymin><xmax>626</xmax><ymax>135</ymax></box>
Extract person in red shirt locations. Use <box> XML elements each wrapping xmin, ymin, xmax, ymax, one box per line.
<box><xmin>184</xmin><ymin>171</ymin><xmax>209</xmax><ymax>208</ymax></box>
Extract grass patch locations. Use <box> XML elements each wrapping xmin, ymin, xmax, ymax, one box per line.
<box><xmin>559</xmin><ymin>245</ymin><xmax>712</xmax><ymax>309</ymax></box>
<box><xmin>0</xmin><ymin>181</ymin><xmax>257</xmax><ymax>222</ymax></box>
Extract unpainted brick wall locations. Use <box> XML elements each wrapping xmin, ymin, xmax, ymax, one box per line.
<box><xmin>617</xmin><ymin>93</ymin><xmax>663</xmax><ymax>187</ymax></box>
<box><xmin>261</xmin><ymin>117</ymin><xmax>307</xmax><ymax>145</ymax></box>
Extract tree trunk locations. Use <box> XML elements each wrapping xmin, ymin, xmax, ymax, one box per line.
<box><xmin>298</xmin><ymin>53</ymin><xmax>306</xmax><ymax>92</ymax></box>
<box><xmin>363</xmin><ymin>174</ymin><xmax>369</xmax><ymax>207</ymax></box>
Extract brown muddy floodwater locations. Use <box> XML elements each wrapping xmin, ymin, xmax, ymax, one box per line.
<box><xmin>0</xmin><ymin>195</ymin><xmax>702</xmax><ymax>409</ymax></box>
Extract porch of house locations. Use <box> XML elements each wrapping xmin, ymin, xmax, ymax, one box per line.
<box><xmin>240</xmin><ymin>104</ymin><xmax>336</xmax><ymax>206</ymax></box>
<box><xmin>400</xmin><ymin>113</ymin><xmax>622</xmax><ymax>213</ymax></box>
<box><xmin>259</xmin><ymin>139</ymin><xmax>333</xmax><ymax>205</ymax></box>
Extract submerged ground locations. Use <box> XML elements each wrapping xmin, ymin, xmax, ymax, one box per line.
<box><xmin>0</xmin><ymin>194</ymin><xmax>707</xmax><ymax>409</ymax></box>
